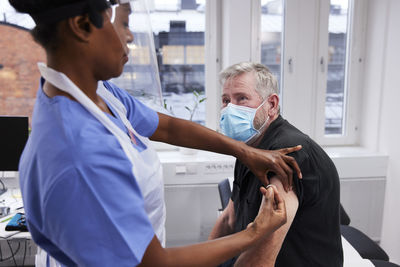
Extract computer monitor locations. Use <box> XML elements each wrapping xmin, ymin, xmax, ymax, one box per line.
<box><xmin>0</xmin><ymin>116</ymin><xmax>29</xmax><ymax>171</ymax></box>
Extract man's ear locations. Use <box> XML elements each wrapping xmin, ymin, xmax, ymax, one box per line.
<box><xmin>66</xmin><ymin>15</ymin><xmax>93</xmax><ymax>42</ymax></box>
<box><xmin>267</xmin><ymin>94</ymin><xmax>280</xmax><ymax>117</ymax></box>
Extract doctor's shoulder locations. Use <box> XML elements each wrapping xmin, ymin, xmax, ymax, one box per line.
<box><xmin>101</xmin><ymin>81</ymin><xmax>154</xmax><ymax>115</ymax></box>
<box><xmin>102</xmin><ymin>81</ymin><xmax>134</xmax><ymax>104</ymax></box>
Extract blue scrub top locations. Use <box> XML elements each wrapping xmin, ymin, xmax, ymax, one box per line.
<box><xmin>19</xmin><ymin>79</ymin><xmax>159</xmax><ymax>266</ymax></box>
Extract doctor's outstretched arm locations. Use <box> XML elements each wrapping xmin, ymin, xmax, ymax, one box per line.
<box><xmin>139</xmin><ymin>186</ymin><xmax>286</xmax><ymax>267</ymax></box>
<box><xmin>150</xmin><ymin>113</ymin><xmax>302</xmax><ymax>190</ymax></box>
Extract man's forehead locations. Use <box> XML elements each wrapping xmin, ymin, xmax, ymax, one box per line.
<box><xmin>222</xmin><ymin>73</ymin><xmax>257</xmax><ymax>95</ymax></box>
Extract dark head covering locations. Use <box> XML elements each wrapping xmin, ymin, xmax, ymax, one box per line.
<box><xmin>29</xmin><ymin>0</ymin><xmax>112</xmax><ymax>28</ymax></box>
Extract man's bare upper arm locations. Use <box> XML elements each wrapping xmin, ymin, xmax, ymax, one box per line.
<box><xmin>234</xmin><ymin>177</ymin><xmax>299</xmax><ymax>267</ymax></box>
<box><xmin>217</xmin><ymin>199</ymin><xmax>236</xmax><ymax>233</ymax></box>
<box><xmin>208</xmin><ymin>199</ymin><xmax>236</xmax><ymax>240</ymax></box>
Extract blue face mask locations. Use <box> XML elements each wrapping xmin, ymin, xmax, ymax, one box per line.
<box><xmin>220</xmin><ymin>101</ymin><xmax>268</xmax><ymax>143</ymax></box>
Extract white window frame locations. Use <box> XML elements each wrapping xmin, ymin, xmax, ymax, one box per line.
<box><xmin>271</xmin><ymin>0</ymin><xmax>321</xmax><ymax>137</ymax></box>
<box><xmin>205</xmin><ymin>0</ymin><xmax>222</xmax><ymax>131</ymax></box>
<box><xmin>314</xmin><ymin>0</ymin><xmax>367</xmax><ymax>146</ymax></box>
<box><xmin>252</xmin><ymin>0</ymin><xmax>366</xmax><ymax>146</ymax></box>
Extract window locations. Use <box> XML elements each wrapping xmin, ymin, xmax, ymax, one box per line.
<box><xmin>162</xmin><ymin>46</ymin><xmax>185</xmax><ymax>64</ymax></box>
<box><xmin>315</xmin><ymin>0</ymin><xmax>363</xmax><ymax>145</ymax></box>
<box><xmin>1</xmin><ymin>0</ymin><xmax>365</xmax><ymax>147</ymax></box>
<box><xmin>324</xmin><ymin>0</ymin><xmax>350</xmax><ymax>135</ymax></box>
<box><xmin>258</xmin><ymin>0</ymin><xmax>363</xmax><ymax>145</ymax></box>
<box><xmin>260</xmin><ymin>0</ymin><xmax>285</xmax><ymax>100</ymax></box>
<box><xmin>150</xmin><ymin>0</ymin><xmax>206</xmax><ymax>125</ymax></box>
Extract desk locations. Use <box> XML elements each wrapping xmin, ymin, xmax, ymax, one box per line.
<box><xmin>0</xmin><ymin>214</ymin><xmax>30</xmax><ymax>240</ymax></box>
<box><xmin>0</xmin><ymin>189</ymin><xmax>35</xmax><ymax>266</ymax></box>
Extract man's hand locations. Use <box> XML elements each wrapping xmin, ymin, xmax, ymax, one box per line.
<box><xmin>239</xmin><ymin>145</ymin><xmax>302</xmax><ymax>191</ymax></box>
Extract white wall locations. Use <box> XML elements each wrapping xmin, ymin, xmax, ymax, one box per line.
<box><xmin>362</xmin><ymin>0</ymin><xmax>400</xmax><ymax>263</ymax></box>
<box><xmin>377</xmin><ymin>0</ymin><xmax>400</xmax><ymax>263</ymax></box>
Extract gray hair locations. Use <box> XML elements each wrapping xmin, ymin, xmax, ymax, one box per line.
<box><xmin>219</xmin><ymin>62</ymin><xmax>279</xmax><ymax>100</ymax></box>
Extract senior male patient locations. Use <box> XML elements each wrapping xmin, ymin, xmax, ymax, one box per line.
<box><xmin>209</xmin><ymin>62</ymin><xmax>343</xmax><ymax>267</ymax></box>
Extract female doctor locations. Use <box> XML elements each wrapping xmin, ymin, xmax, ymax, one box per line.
<box><xmin>11</xmin><ymin>0</ymin><xmax>302</xmax><ymax>266</ymax></box>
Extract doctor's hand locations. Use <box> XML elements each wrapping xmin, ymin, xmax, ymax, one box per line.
<box><xmin>248</xmin><ymin>185</ymin><xmax>286</xmax><ymax>236</ymax></box>
<box><xmin>239</xmin><ymin>145</ymin><xmax>302</xmax><ymax>192</ymax></box>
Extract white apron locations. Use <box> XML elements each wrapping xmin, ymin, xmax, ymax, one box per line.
<box><xmin>35</xmin><ymin>63</ymin><xmax>166</xmax><ymax>266</ymax></box>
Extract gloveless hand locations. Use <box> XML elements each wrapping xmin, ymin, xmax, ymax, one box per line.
<box><xmin>239</xmin><ymin>145</ymin><xmax>302</xmax><ymax>191</ymax></box>
<box><xmin>248</xmin><ymin>185</ymin><xmax>287</xmax><ymax>238</ymax></box>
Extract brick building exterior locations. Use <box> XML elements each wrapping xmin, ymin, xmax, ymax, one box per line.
<box><xmin>0</xmin><ymin>22</ymin><xmax>46</xmax><ymax>126</ymax></box>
